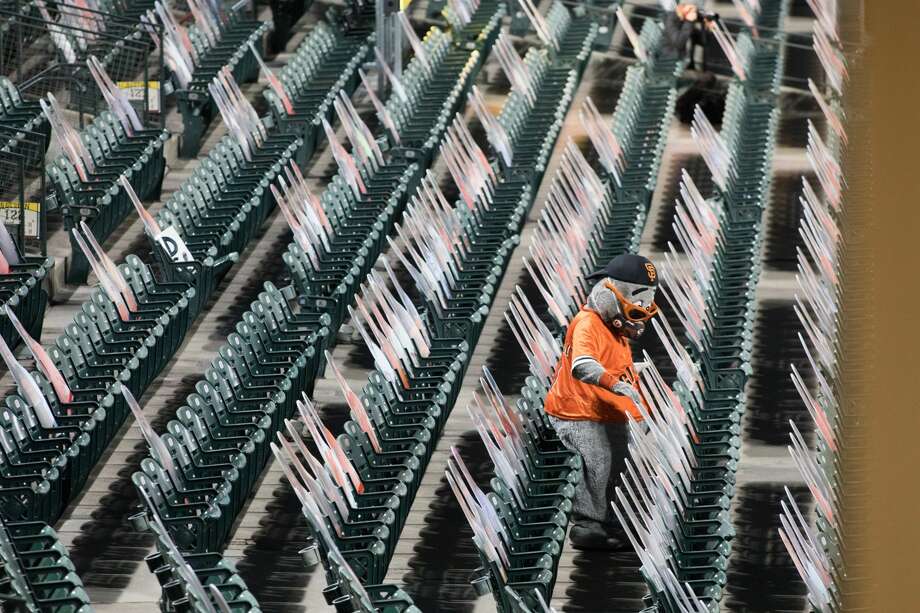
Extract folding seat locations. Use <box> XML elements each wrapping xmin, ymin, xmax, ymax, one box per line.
<box><xmin>488</xmin><ymin>494</ymin><xmax>565</xmax><ymax>559</ymax></box>
<box><xmin>233</xmin><ymin>317</ymin><xmax>311</xmax><ymax>362</ymax></box>
<box><xmin>159</xmin><ymin>428</ymin><xmax>244</xmax><ymax>492</ymax></box>
<box><xmin>120</xmin><ymin>255</ymin><xmax>197</xmax><ymax>321</ymax></box>
<box><xmin>166</xmin><ymin>415</ymin><xmax>258</xmax><ymax>464</ymax></box>
<box><xmin>233</xmin><ymin>322</ymin><xmax>318</xmax><ymax>392</ymax></box>
<box><xmin>0</xmin><ymin>257</ymin><xmax>51</xmax><ymax>350</ymax></box>
<box><xmin>188</xmin><ymin>384</ymin><xmax>275</xmax><ymax>441</ymax></box>
<box><xmin>218</xmin><ymin>332</ymin><xmax>300</xmax><ymax>390</ymax></box>
<box><xmin>3</xmin><ymin>394</ymin><xmax>94</xmax><ymax>471</ymax></box>
<box><xmin>69</xmin><ymin>313</ymin><xmax>158</xmax><ymax>388</ymax></box>
<box><xmin>221</xmin><ymin>333</ymin><xmax>302</xmax><ymax>387</ymax></box>
<box><xmin>365</xmin><ymin>368</ymin><xmax>450</xmax><ymax>405</ymax></box>
<box><xmin>146</xmin><ymin>546</ymin><xmax>262</xmax><ymax>613</ymax></box>
<box><xmin>203</xmin><ymin>359</ymin><xmax>289</xmax><ymax>408</ymax></box>
<box><xmin>30</xmin><ymin>372</ymin><xmax>113</xmax><ymax>444</ymax></box>
<box><xmin>327</xmin><ymin>490</ymin><xmax>400</xmax><ymax>552</ymax></box>
<box><xmin>4</xmin><ymin>521</ymin><xmax>74</xmax><ymax>571</ymax></box>
<box><xmin>47</xmin><ymin>335</ymin><xmax>125</xmax><ymax>397</ymax></box>
<box><xmin>132</xmin><ymin>469</ymin><xmax>225</xmax><ymax>552</ymax></box>
<box><xmin>164</xmin><ymin>420</ymin><xmax>249</xmax><ymax>474</ymax></box>
<box><xmin>0</xmin><ymin>413</ymin><xmax>67</xmax><ymax>522</ymax></box>
<box><xmin>142</xmin><ymin>456</ymin><xmax>234</xmax><ymax>510</ymax></box>
<box><xmin>0</xmin><ymin>78</ymin><xmax>45</xmax><ymax>129</ymax></box>
<box><xmin>342</xmin><ymin>413</ymin><xmax>427</xmax><ymax>463</ymax></box>
<box><xmin>337</xmin><ymin>427</ymin><xmax>422</xmax><ymax>484</ymax></box>
<box><xmin>360</xmin><ymin>386</ymin><xmax>444</xmax><ymax>432</ymax></box>
<box><xmin>0</xmin><ymin>518</ymin><xmax>91</xmax><ymax>612</ymax></box>
<box><xmin>175</xmin><ymin>399</ymin><xmax>268</xmax><ymax>462</ymax></box>
<box><xmin>324</xmin><ymin>442</ymin><xmax>413</xmax><ymax>508</ymax></box>
<box><xmin>253</xmin><ymin>284</ymin><xmax>330</xmax><ymax>331</ymax></box>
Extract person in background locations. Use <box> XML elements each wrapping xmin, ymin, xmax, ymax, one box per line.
<box><xmin>543</xmin><ymin>254</ymin><xmax>660</xmax><ymax>550</ymax></box>
<box><xmin>660</xmin><ymin>1</ymin><xmax>718</xmax><ymax>69</ymax></box>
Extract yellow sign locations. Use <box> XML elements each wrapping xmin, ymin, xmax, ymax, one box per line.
<box><xmin>117</xmin><ymin>81</ymin><xmax>160</xmax><ymax>90</ymax></box>
<box><xmin>117</xmin><ymin>81</ymin><xmax>161</xmax><ymax>113</ymax></box>
<box><xmin>400</xmin><ymin>0</ymin><xmax>412</xmax><ymax>10</ymax></box>
<box><xmin>0</xmin><ymin>201</ymin><xmax>40</xmax><ymax>237</ymax></box>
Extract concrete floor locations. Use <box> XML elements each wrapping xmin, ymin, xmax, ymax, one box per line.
<box><xmin>0</xmin><ymin>0</ymin><xmax>827</xmax><ymax>610</ymax></box>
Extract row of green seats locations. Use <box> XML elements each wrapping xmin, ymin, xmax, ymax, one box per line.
<box><xmin>464</xmin><ymin>365</ymin><xmax>581</xmax><ymax>613</ymax></box>
<box><xmin>451</xmin><ymin>0</ymin><xmax>506</xmax><ymax>42</ymax></box>
<box><xmin>47</xmin><ymin>111</ymin><xmax>168</xmax><ymax>283</ymax></box>
<box><xmin>482</xmin><ymin>43</ymin><xmax>683</xmax><ymax>602</ymax></box>
<box><xmin>265</xmin><ymin>11</ymin><xmax>375</xmax><ymax>162</ymax></box>
<box><xmin>0</xmin><ymin>517</ymin><xmax>90</xmax><ymax>612</ymax></box>
<box><xmin>638</xmin><ymin>6</ymin><xmax>787</xmax><ymax>610</ymax></box>
<box><xmin>281</xmin><ymin>156</ymin><xmax>421</xmax><ymax>329</ymax></box>
<box><xmin>442</xmin><ymin>9</ymin><xmax>601</xmax><ymax>612</ymax></box>
<box><xmin>502</xmin><ymin>4</ymin><xmax>596</xmax><ymax>184</ymax></box>
<box><xmin>0</xmin><ymin>77</ymin><xmax>50</xmax><ymax>168</ymax></box>
<box><xmin>280</xmin><ymin>32</ymin><xmax>494</xmax><ymax>327</ymax></box>
<box><xmin>251</xmin><ymin>10</ymin><xmax>521</xmax><ymax>595</ymax></box>
<box><xmin>580</xmin><ymin>21</ymin><xmax>680</xmax><ymax>268</ymax></box>
<box><xmin>452</xmin><ymin>8</ymin><xmax>692</xmax><ymax>610</ymax></box>
<box><xmin>0</xmin><ymin>61</ymin><xmax>296</xmax><ymax>528</ymax></box>
<box><xmin>388</xmin><ymin>12</ymin><xmax>504</xmax><ymax>159</ymax></box>
<box><xmin>0</xmin><ymin>254</ymin><xmax>199</xmax><ymax>524</ymax></box>
<box><xmin>176</xmin><ymin>11</ymin><xmax>270</xmax><ymax>157</ymax></box>
<box><xmin>297</xmin><ymin>163</ymin><xmax>543</xmax><ymax>587</ymax></box>
<box><xmin>132</xmin><ymin>25</ymin><xmax>492</xmax><ymax>547</ymax></box>
<box><xmin>0</xmin><ymin>16</ymin><xmax>391</xmax><ymax>612</ymax></box>
<box><xmin>300</xmin><ymin>49</ymin><xmax>590</xmax><ymax>602</ymax></box>
<box><xmin>380</xmin><ymin>26</ymin><xmax>454</xmax><ymax>143</ymax></box>
<box><xmin>604</xmin><ymin>19</ymin><xmax>680</xmax><ymax>205</ymax></box>
<box><xmin>493</xmin><ymin>14</ymin><xmax>769</xmax><ymax>611</ymax></box>
<box><xmin>130</xmin><ymin>279</ymin><xmax>332</xmax><ymax>552</ymax></box>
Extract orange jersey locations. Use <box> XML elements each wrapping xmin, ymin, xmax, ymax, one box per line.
<box><xmin>544</xmin><ymin>308</ymin><xmax>642</xmax><ymax>423</ymax></box>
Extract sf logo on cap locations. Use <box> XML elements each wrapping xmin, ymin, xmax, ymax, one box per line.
<box><xmin>645</xmin><ymin>262</ymin><xmax>657</xmax><ymax>283</ymax></box>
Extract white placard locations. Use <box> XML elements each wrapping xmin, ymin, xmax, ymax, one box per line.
<box><xmin>156</xmin><ymin>226</ymin><xmax>194</xmax><ymax>263</ymax></box>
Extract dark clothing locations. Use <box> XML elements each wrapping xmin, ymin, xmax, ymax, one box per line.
<box><xmin>676</xmin><ymin>74</ymin><xmax>727</xmax><ymax>124</ymax></box>
<box><xmin>659</xmin><ymin>12</ymin><xmax>696</xmax><ymax>60</ymax></box>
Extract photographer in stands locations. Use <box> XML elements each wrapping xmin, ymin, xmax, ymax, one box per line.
<box><xmin>660</xmin><ymin>1</ymin><xmax>719</xmax><ymax>70</ymax></box>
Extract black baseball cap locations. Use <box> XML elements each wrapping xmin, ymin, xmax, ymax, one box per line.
<box><xmin>586</xmin><ymin>254</ymin><xmax>659</xmax><ymax>286</ymax></box>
